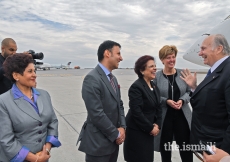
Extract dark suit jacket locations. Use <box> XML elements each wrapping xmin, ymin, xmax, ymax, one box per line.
<box><xmin>0</xmin><ymin>54</ymin><xmax>12</xmax><ymax>95</ymax></box>
<box><xmin>190</xmin><ymin>56</ymin><xmax>230</xmax><ymax>154</ymax></box>
<box><xmin>126</xmin><ymin>78</ymin><xmax>162</xmax><ymax>133</ymax></box>
<box><xmin>124</xmin><ymin>78</ymin><xmax>162</xmax><ymax>162</ymax></box>
<box><xmin>77</xmin><ymin>65</ymin><xmax>126</xmax><ymax>156</ymax></box>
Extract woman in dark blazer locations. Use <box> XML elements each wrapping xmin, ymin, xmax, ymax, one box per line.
<box><xmin>123</xmin><ymin>55</ymin><xmax>162</xmax><ymax>162</ymax></box>
<box><xmin>0</xmin><ymin>54</ymin><xmax>61</xmax><ymax>162</ymax></box>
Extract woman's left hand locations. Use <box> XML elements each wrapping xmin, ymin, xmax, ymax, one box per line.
<box><xmin>176</xmin><ymin>100</ymin><xmax>183</xmax><ymax>109</ymax></box>
<box><xmin>37</xmin><ymin>145</ymin><xmax>51</xmax><ymax>162</ymax></box>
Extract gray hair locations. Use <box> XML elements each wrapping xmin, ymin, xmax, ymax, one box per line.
<box><xmin>212</xmin><ymin>34</ymin><xmax>230</xmax><ymax>55</ymax></box>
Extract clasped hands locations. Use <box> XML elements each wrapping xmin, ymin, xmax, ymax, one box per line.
<box><xmin>116</xmin><ymin>127</ymin><xmax>125</xmax><ymax>145</ymax></box>
<box><xmin>150</xmin><ymin>124</ymin><xmax>160</xmax><ymax>136</ymax></box>
<box><xmin>167</xmin><ymin>99</ymin><xmax>183</xmax><ymax>110</ymax></box>
<box><xmin>35</xmin><ymin>145</ymin><xmax>51</xmax><ymax>162</ymax></box>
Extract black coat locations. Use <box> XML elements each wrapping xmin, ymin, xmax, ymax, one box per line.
<box><xmin>0</xmin><ymin>54</ymin><xmax>12</xmax><ymax>95</ymax></box>
<box><xmin>190</xmin><ymin>57</ymin><xmax>230</xmax><ymax>154</ymax></box>
<box><xmin>124</xmin><ymin>78</ymin><xmax>162</xmax><ymax>162</ymax></box>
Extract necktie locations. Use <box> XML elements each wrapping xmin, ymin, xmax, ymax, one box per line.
<box><xmin>108</xmin><ymin>73</ymin><xmax>117</xmax><ymax>93</ymax></box>
<box><xmin>205</xmin><ymin>69</ymin><xmax>211</xmax><ymax>78</ymax></box>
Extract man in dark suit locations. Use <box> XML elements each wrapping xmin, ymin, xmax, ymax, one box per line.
<box><xmin>181</xmin><ymin>34</ymin><xmax>230</xmax><ymax>154</ymax></box>
<box><xmin>77</xmin><ymin>40</ymin><xmax>126</xmax><ymax>162</ymax></box>
<box><xmin>0</xmin><ymin>38</ymin><xmax>17</xmax><ymax>95</ymax></box>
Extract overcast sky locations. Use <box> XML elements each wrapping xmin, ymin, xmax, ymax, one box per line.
<box><xmin>0</xmin><ymin>0</ymin><xmax>229</xmax><ymax>69</ymax></box>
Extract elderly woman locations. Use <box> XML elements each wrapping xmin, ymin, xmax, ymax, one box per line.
<box><xmin>123</xmin><ymin>55</ymin><xmax>162</xmax><ymax>162</ymax></box>
<box><xmin>0</xmin><ymin>54</ymin><xmax>61</xmax><ymax>162</ymax></box>
<box><xmin>153</xmin><ymin>45</ymin><xmax>192</xmax><ymax>162</ymax></box>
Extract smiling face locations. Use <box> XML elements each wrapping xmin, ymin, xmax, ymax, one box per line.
<box><xmin>161</xmin><ymin>53</ymin><xmax>176</xmax><ymax>69</ymax></box>
<box><xmin>13</xmin><ymin>63</ymin><xmax>37</xmax><ymax>88</ymax></box>
<box><xmin>142</xmin><ymin>60</ymin><xmax>157</xmax><ymax>81</ymax></box>
<box><xmin>108</xmin><ymin>45</ymin><xmax>123</xmax><ymax>70</ymax></box>
<box><xmin>199</xmin><ymin>36</ymin><xmax>219</xmax><ymax>67</ymax></box>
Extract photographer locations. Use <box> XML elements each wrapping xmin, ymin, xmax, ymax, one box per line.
<box><xmin>0</xmin><ymin>38</ymin><xmax>17</xmax><ymax>95</ymax></box>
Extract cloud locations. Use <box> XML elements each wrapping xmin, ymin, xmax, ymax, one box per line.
<box><xmin>0</xmin><ymin>0</ymin><xmax>229</xmax><ymax>68</ymax></box>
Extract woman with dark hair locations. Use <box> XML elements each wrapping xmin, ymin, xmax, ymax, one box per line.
<box><xmin>0</xmin><ymin>54</ymin><xmax>61</xmax><ymax>162</ymax></box>
<box><xmin>153</xmin><ymin>45</ymin><xmax>192</xmax><ymax>162</ymax></box>
<box><xmin>123</xmin><ymin>55</ymin><xmax>162</xmax><ymax>162</ymax></box>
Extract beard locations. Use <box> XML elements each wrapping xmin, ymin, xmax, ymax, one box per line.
<box><xmin>3</xmin><ymin>52</ymin><xmax>11</xmax><ymax>58</ymax></box>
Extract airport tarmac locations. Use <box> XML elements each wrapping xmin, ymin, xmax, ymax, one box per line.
<box><xmin>35</xmin><ymin>69</ymin><xmax>207</xmax><ymax>162</ymax></box>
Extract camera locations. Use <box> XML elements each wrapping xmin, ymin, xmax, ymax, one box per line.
<box><xmin>28</xmin><ymin>50</ymin><xmax>44</xmax><ymax>60</ymax></box>
<box><xmin>27</xmin><ymin>50</ymin><xmax>44</xmax><ymax>65</ymax></box>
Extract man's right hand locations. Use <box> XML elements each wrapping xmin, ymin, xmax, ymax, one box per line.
<box><xmin>23</xmin><ymin>51</ymin><xmax>33</xmax><ymax>58</ymax></box>
<box><xmin>180</xmin><ymin>69</ymin><xmax>197</xmax><ymax>90</ymax></box>
<box><xmin>116</xmin><ymin>127</ymin><xmax>125</xmax><ymax>145</ymax></box>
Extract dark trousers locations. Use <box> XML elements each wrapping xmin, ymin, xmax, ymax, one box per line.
<box><xmin>86</xmin><ymin>146</ymin><xmax>119</xmax><ymax>162</ymax></box>
<box><xmin>160</xmin><ymin>108</ymin><xmax>193</xmax><ymax>162</ymax></box>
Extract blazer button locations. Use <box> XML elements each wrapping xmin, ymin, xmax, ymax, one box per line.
<box><xmin>38</xmin><ymin>131</ymin><xmax>42</xmax><ymax>134</ymax></box>
<box><xmin>38</xmin><ymin>139</ymin><xmax>42</xmax><ymax>142</ymax></box>
<box><xmin>39</xmin><ymin>122</ymin><xmax>42</xmax><ymax>126</ymax></box>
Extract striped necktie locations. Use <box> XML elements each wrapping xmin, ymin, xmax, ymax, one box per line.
<box><xmin>108</xmin><ymin>73</ymin><xmax>117</xmax><ymax>93</ymax></box>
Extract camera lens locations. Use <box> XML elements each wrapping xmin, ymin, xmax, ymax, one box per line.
<box><xmin>33</xmin><ymin>52</ymin><xmax>44</xmax><ymax>60</ymax></box>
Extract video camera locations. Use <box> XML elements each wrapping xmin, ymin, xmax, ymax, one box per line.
<box><xmin>27</xmin><ymin>50</ymin><xmax>44</xmax><ymax>65</ymax></box>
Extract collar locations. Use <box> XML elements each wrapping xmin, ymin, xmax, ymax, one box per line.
<box><xmin>211</xmin><ymin>56</ymin><xmax>229</xmax><ymax>73</ymax></box>
<box><xmin>12</xmin><ymin>84</ymin><xmax>40</xmax><ymax>99</ymax></box>
<box><xmin>98</xmin><ymin>63</ymin><xmax>111</xmax><ymax>79</ymax></box>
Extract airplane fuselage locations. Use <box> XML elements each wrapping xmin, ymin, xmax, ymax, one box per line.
<box><xmin>183</xmin><ymin>16</ymin><xmax>230</xmax><ymax>66</ymax></box>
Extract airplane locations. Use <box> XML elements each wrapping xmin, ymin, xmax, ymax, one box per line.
<box><xmin>51</xmin><ymin>62</ymin><xmax>72</xmax><ymax>69</ymax></box>
<box><xmin>35</xmin><ymin>63</ymin><xmax>51</xmax><ymax>70</ymax></box>
<box><xmin>183</xmin><ymin>15</ymin><xmax>230</xmax><ymax>66</ymax></box>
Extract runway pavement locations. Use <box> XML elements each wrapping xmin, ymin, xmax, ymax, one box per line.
<box><xmin>35</xmin><ymin>69</ymin><xmax>206</xmax><ymax>162</ymax></box>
